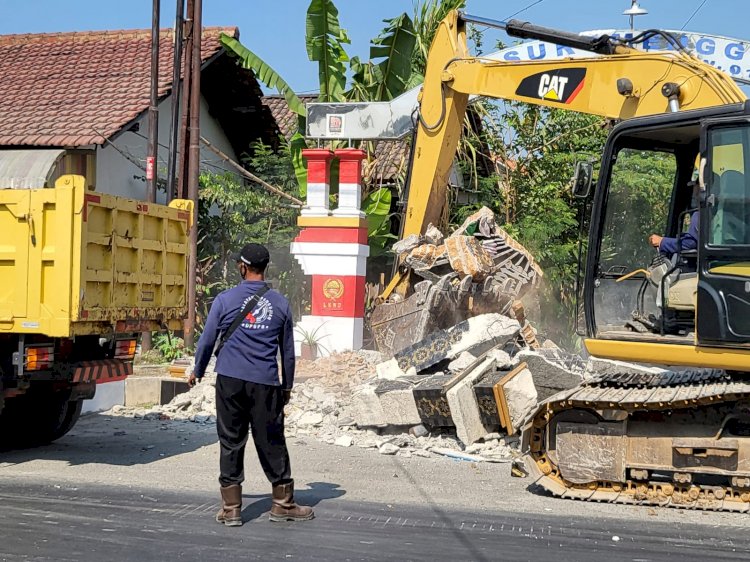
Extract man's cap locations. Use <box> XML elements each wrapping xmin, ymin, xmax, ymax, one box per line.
<box><xmin>233</xmin><ymin>243</ymin><xmax>270</xmax><ymax>267</ymax></box>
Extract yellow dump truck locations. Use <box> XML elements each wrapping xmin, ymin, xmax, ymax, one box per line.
<box><xmin>0</xmin><ymin>174</ymin><xmax>191</xmax><ymax>446</ymax></box>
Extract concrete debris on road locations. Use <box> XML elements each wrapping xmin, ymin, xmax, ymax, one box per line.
<box><xmin>110</xmin><ymin>350</ymin><xmax>521</xmax><ymax>463</ymax></box>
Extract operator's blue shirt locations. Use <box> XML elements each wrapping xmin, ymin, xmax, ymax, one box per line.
<box><xmin>659</xmin><ymin>211</ymin><xmax>699</xmax><ymax>255</ymax></box>
<box><xmin>193</xmin><ymin>281</ymin><xmax>295</xmax><ymax>388</ymax></box>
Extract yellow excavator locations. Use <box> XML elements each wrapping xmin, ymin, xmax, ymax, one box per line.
<box><xmin>313</xmin><ymin>9</ymin><xmax>750</xmax><ymax>510</ymax></box>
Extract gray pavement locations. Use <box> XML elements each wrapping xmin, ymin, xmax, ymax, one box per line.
<box><xmin>1</xmin><ymin>480</ymin><xmax>748</xmax><ymax>561</ymax></box>
<box><xmin>1</xmin><ymin>413</ymin><xmax>749</xmax><ymax>561</ymax></box>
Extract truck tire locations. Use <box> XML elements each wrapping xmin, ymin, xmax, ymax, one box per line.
<box><xmin>0</xmin><ymin>391</ymin><xmax>83</xmax><ymax>449</ymax></box>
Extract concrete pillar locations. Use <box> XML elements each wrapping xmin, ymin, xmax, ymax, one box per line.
<box><xmin>333</xmin><ymin>148</ymin><xmax>366</xmax><ymax>218</ymax></box>
<box><xmin>291</xmin><ymin>150</ymin><xmax>370</xmax><ymax>356</ymax></box>
<box><xmin>301</xmin><ymin>148</ymin><xmax>333</xmax><ymax>217</ymax></box>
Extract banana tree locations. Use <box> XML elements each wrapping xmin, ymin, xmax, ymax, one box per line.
<box><xmin>221</xmin><ymin>0</ymin><xmax>421</xmax><ymax>249</ymax></box>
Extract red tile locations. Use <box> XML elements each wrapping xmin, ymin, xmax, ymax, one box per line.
<box><xmin>0</xmin><ymin>26</ymin><xmax>235</xmax><ymax>147</ymax></box>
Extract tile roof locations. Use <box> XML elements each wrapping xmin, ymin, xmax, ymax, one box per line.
<box><xmin>262</xmin><ymin>94</ymin><xmax>409</xmax><ymax>184</ymax></box>
<box><xmin>262</xmin><ymin>94</ymin><xmax>317</xmax><ymax>140</ymax></box>
<box><xmin>0</xmin><ymin>26</ymin><xmax>237</xmax><ymax>147</ymax></box>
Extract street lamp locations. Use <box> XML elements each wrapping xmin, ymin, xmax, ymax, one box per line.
<box><xmin>623</xmin><ymin>0</ymin><xmax>648</xmax><ymax>30</ymax></box>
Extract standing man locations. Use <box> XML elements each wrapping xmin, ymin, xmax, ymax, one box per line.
<box><xmin>190</xmin><ymin>243</ymin><xmax>313</xmax><ymax>527</ymax></box>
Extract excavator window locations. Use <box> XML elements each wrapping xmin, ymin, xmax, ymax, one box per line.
<box><xmin>707</xmin><ymin>126</ymin><xmax>750</xmax><ymax>247</ymax></box>
<box><xmin>593</xmin><ymin>147</ymin><xmax>678</xmax><ymax>334</ymax></box>
<box><xmin>599</xmin><ymin>148</ymin><xmax>677</xmax><ymax>273</ymax></box>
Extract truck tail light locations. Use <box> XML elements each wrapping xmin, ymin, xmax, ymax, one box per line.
<box><xmin>114</xmin><ymin>338</ymin><xmax>137</xmax><ymax>360</ymax></box>
<box><xmin>26</xmin><ymin>345</ymin><xmax>54</xmax><ymax>370</ymax></box>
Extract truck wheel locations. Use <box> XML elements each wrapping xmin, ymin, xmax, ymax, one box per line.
<box><xmin>0</xmin><ymin>391</ymin><xmax>83</xmax><ymax>448</ymax></box>
<box><xmin>50</xmin><ymin>398</ymin><xmax>83</xmax><ymax>441</ymax></box>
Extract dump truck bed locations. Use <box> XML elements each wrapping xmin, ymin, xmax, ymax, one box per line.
<box><xmin>0</xmin><ymin>175</ymin><xmax>191</xmax><ymax>337</ymax></box>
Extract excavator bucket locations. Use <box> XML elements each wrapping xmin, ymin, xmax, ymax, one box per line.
<box><xmin>370</xmin><ymin>208</ymin><xmax>542</xmax><ymax>357</ymax></box>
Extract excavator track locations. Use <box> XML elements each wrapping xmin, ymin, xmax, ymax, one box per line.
<box><xmin>521</xmin><ymin>369</ymin><xmax>750</xmax><ymax>512</ymax></box>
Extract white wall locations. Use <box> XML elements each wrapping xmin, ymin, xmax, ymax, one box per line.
<box><xmin>81</xmin><ymin>380</ymin><xmax>125</xmax><ymax>414</ymax></box>
<box><xmin>95</xmin><ymin>94</ymin><xmax>238</xmax><ymax>202</ymax></box>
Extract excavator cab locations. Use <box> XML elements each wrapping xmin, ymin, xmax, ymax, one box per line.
<box><xmin>583</xmin><ymin>103</ymin><xmax>750</xmax><ymax>352</ymax></box>
<box><xmin>697</xmin><ymin>119</ymin><xmax>750</xmax><ymax>346</ymax></box>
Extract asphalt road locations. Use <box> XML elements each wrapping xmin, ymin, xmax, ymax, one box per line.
<box><xmin>1</xmin><ymin>480</ymin><xmax>748</xmax><ymax>562</ymax></box>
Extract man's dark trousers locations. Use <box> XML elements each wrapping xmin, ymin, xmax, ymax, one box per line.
<box><xmin>216</xmin><ymin>374</ymin><xmax>291</xmax><ymax>487</ymax></box>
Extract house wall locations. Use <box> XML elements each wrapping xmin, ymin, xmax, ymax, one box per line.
<box><xmin>95</xmin><ymin>94</ymin><xmax>237</xmax><ymax>203</ymax></box>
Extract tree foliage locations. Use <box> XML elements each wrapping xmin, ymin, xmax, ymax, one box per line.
<box><xmin>454</xmin><ymin>101</ymin><xmax>608</xmax><ymax>347</ymax></box>
<box><xmin>196</xmin><ymin>142</ymin><xmax>309</xmax><ymax>332</ymax></box>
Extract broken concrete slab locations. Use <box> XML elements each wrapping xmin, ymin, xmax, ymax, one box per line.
<box><xmin>409</xmin><ymin>424</ymin><xmax>429</xmax><ymax>438</ymax></box>
<box><xmin>375</xmin><ymin>378</ymin><xmax>421</xmax><ymax>426</ymax></box>
<box><xmin>334</xmin><ymin>435</ymin><xmax>354</xmax><ymax>447</ymax></box>
<box><xmin>444</xmin><ymin>236</ymin><xmax>494</xmax><ymax>280</ymax></box>
<box><xmin>499</xmin><ymin>366</ymin><xmax>538</xmax><ymax>434</ymax></box>
<box><xmin>424</xmin><ymin>223</ymin><xmax>444</xmax><ymax>246</ymax></box>
<box><xmin>297</xmin><ymin>411</ymin><xmax>324</xmax><ymax>427</ymax></box>
<box><xmin>352</xmin><ymin>382</ymin><xmax>387</xmax><ymax>427</ymax></box>
<box><xmin>378</xmin><ymin>442</ymin><xmax>400</xmax><ymax>455</ymax></box>
<box><xmin>515</xmin><ymin>349</ymin><xmax>585</xmax><ymax>401</ymax></box>
<box><xmin>393</xmin><ymin>233</ymin><xmax>422</xmax><ymax>256</ymax></box>
<box><xmin>369</xmin><ymin>281</ymin><xmax>440</xmax><ymax>358</ymax></box>
<box><xmin>448</xmin><ymin>351</ymin><xmax>476</xmax><ymax>373</ymax></box>
<box><xmin>379</xmin><ymin>314</ymin><xmax>520</xmax><ymax>379</ymax></box>
<box><xmin>447</xmin><ymin>356</ymin><xmax>497</xmax><ymax>446</ymax></box>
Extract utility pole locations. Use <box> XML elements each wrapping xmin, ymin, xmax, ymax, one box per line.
<box><xmin>166</xmin><ymin>0</ymin><xmax>185</xmax><ymax>202</ymax></box>
<box><xmin>184</xmin><ymin>0</ymin><xmax>201</xmax><ymax>348</ymax></box>
<box><xmin>147</xmin><ymin>0</ymin><xmax>160</xmax><ymax>203</ymax></box>
<box><xmin>176</xmin><ymin>0</ymin><xmax>194</xmax><ymax>200</ymax></box>
<box><xmin>143</xmin><ymin>0</ymin><xmax>160</xmax><ymax>353</ymax></box>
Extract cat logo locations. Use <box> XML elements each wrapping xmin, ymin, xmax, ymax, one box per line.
<box><xmin>538</xmin><ymin>74</ymin><xmax>569</xmax><ymax>101</ymax></box>
<box><xmin>515</xmin><ymin>68</ymin><xmax>586</xmax><ymax>104</ymax></box>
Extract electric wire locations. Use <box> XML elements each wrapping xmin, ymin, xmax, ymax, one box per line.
<box><xmin>503</xmin><ymin>0</ymin><xmax>546</xmax><ymax>22</ymax></box>
<box><xmin>680</xmin><ymin>0</ymin><xmax>709</xmax><ymax>31</ymax></box>
<box><xmin>469</xmin><ymin>0</ymin><xmax>546</xmax><ymax>37</ymax></box>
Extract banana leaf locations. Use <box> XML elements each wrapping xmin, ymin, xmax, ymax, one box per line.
<box><xmin>220</xmin><ymin>34</ymin><xmax>306</xmax><ymax>116</ymax></box>
<box><xmin>369</xmin><ymin>13</ymin><xmax>417</xmax><ymax>101</ymax></box>
<box><xmin>306</xmin><ymin>0</ymin><xmax>349</xmax><ymax>102</ymax></box>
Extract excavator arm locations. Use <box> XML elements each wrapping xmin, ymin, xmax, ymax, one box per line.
<box><xmin>384</xmin><ymin>10</ymin><xmax>745</xmax><ymax>299</ymax></box>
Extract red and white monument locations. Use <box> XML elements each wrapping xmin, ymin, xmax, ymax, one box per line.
<box><xmin>290</xmin><ymin>148</ymin><xmax>369</xmax><ymax>356</ymax></box>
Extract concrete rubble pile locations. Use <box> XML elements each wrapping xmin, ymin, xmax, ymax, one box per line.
<box><xmin>370</xmin><ymin>206</ymin><xmax>544</xmax><ymax>357</ymax></box>
<box><xmin>109</xmin><ymin>351</ymin><xmax>521</xmax><ymax>462</ymax></box>
<box><xmin>352</xmin><ymin>313</ymin><xmax>587</xmax><ymax>450</ymax></box>
<box><xmin>109</xmin><ymin>342</ymin><xmax>593</xmax><ymax>464</ymax></box>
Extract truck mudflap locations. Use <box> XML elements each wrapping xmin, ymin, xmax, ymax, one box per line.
<box><xmin>70</xmin><ymin>360</ymin><xmax>131</xmax><ymax>384</ymax></box>
<box><xmin>521</xmin><ymin>369</ymin><xmax>750</xmax><ymax>511</ymax></box>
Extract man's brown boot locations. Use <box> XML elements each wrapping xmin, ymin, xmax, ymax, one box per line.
<box><xmin>269</xmin><ymin>480</ymin><xmax>314</xmax><ymax>522</ymax></box>
<box><xmin>216</xmin><ymin>484</ymin><xmax>243</xmax><ymax>526</ymax></box>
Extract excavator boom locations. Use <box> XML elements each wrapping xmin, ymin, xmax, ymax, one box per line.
<box><xmin>405</xmin><ymin>11</ymin><xmax>745</xmax><ymax>241</ymax></box>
